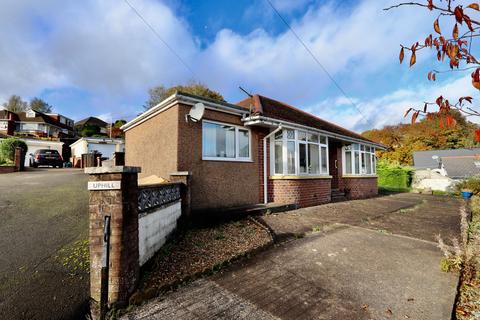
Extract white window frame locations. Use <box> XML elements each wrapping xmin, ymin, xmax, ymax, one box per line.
<box><xmin>342</xmin><ymin>143</ymin><xmax>377</xmax><ymax>176</ymax></box>
<box><xmin>270</xmin><ymin>128</ymin><xmax>329</xmax><ymax>176</ymax></box>
<box><xmin>202</xmin><ymin>119</ymin><xmax>252</xmax><ymax>162</ymax></box>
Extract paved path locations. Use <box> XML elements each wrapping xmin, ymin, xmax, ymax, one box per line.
<box><xmin>261</xmin><ymin>193</ymin><xmax>461</xmax><ymax>244</ymax></box>
<box><xmin>124</xmin><ymin>194</ymin><xmax>461</xmax><ymax>320</ymax></box>
<box><xmin>0</xmin><ymin>168</ymin><xmax>89</xmax><ymax>320</ymax></box>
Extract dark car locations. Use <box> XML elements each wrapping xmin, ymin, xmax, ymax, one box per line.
<box><xmin>30</xmin><ymin>149</ymin><xmax>64</xmax><ymax>168</ymax></box>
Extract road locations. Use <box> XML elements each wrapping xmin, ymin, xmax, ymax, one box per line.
<box><xmin>0</xmin><ymin>168</ymin><xmax>89</xmax><ymax>320</ymax></box>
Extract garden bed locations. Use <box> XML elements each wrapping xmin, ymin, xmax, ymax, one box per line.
<box><xmin>129</xmin><ymin>218</ymin><xmax>273</xmax><ymax>305</ymax></box>
<box><xmin>454</xmin><ymin>196</ymin><xmax>480</xmax><ymax>319</ymax></box>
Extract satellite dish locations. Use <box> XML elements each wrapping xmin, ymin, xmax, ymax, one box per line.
<box><xmin>187</xmin><ymin>103</ymin><xmax>205</xmax><ymax>122</ymax></box>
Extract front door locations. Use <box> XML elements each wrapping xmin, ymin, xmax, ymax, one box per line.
<box><xmin>329</xmin><ymin>141</ymin><xmax>341</xmax><ymax>189</ymax></box>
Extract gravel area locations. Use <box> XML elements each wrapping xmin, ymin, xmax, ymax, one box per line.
<box><xmin>137</xmin><ymin>219</ymin><xmax>272</xmax><ymax>295</ymax></box>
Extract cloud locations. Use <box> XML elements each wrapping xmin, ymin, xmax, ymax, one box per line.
<box><xmin>0</xmin><ymin>0</ymin><xmax>458</xmax><ymax>121</ymax></box>
<box><xmin>309</xmin><ymin>74</ymin><xmax>479</xmax><ymax>132</ymax></box>
<box><xmin>199</xmin><ymin>0</ymin><xmax>434</xmax><ymax>101</ymax></box>
<box><xmin>0</xmin><ymin>0</ymin><xmax>195</xmax><ymax>102</ymax></box>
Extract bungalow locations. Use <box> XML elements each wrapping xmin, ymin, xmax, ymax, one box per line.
<box><xmin>121</xmin><ymin>92</ymin><xmax>385</xmax><ymax>211</ymax></box>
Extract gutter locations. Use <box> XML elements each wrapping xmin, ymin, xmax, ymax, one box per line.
<box><xmin>263</xmin><ymin>125</ymin><xmax>282</xmax><ymax>204</ymax></box>
<box><xmin>243</xmin><ymin>115</ymin><xmax>387</xmax><ymax>150</ymax></box>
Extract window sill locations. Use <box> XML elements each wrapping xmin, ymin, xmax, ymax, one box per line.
<box><xmin>269</xmin><ymin>175</ymin><xmax>332</xmax><ymax>180</ymax></box>
<box><xmin>342</xmin><ymin>175</ymin><xmax>377</xmax><ymax>178</ymax></box>
<box><xmin>202</xmin><ymin>157</ymin><xmax>253</xmax><ymax>163</ymax></box>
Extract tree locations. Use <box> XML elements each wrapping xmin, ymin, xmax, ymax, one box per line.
<box><xmin>2</xmin><ymin>95</ymin><xmax>28</xmax><ymax>113</ymax></box>
<box><xmin>30</xmin><ymin>97</ymin><xmax>53</xmax><ymax>113</ymax></box>
<box><xmin>110</xmin><ymin>120</ymin><xmax>126</xmax><ymax>138</ymax></box>
<box><xmin>144</xmin><ymin>82</ymin><xmax>225</xmax><ymax>110</ymax></box>
<box><xmin>80</xmin><ymin>124</ymin><xmax>103</xmax><ymax>137</ymax></box>
<box><xmin>385</xmin><ymin>1</ymin><xmax>480</xmax><ymax>137</ymax></box>
<box><xmin>363</xmin><ymin>110</ymin><xmax>479</xmax><ymax>165</ymax></box>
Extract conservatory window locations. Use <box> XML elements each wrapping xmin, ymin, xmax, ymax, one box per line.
<box><xmin>342</xmin><ymin>143</ymin><xmax>376</xmax><ymax>175</ymax></box>
<box><xmin>272</xmin><ymin>129</ymin><xmax>328</xmax><ymax>176</ymax></box>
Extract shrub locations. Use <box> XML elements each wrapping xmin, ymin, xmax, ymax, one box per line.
<box><xmin>377</xmin><ymin>160</ymin><xmax>413</xmax><ymax>190</ymax></box>
<box><xmin>455</xmin><ymin>176</ymin><xmax>480</xmax><ymax>194</ymax></box>
<box><xmin>0</xmin><ymin>138</ymin><xmax>28</xmax><ymax>162</ymax></box>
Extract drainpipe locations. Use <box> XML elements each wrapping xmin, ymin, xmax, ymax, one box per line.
<box><xmin>263</xmin><ymin>126</ymin><xmax>282</xmax><ymax>204</ymax></box>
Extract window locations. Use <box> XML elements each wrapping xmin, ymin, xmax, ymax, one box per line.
<box><xmin>202</xmin><ymin>120</ymin><xmax>251</xmax><ymax>161</ymax></box>
<box><xmin>272</xmin><ymin>129</ymin><xmax>328</xmax><ymax>176</ymax></box>
<box><xmin>342</xmin><ymin>143</ymin><xmax>376</xmax><ymax>175</ymax></box>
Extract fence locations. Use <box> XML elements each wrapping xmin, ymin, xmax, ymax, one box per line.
<box><xmin>85</xmin><ymin>165</ymin><xmax>189</xmax><ymax>318</ymax></box>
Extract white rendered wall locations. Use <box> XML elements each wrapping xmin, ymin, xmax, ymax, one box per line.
<box><xmin>138</xmin><ymin>200</ymin><xmax>182</xmax><ymax>266</ymax></box>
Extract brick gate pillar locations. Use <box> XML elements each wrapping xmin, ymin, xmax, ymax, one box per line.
<box><xmin>14</xmin><ymin>147</ymin><xmax>24</xmax><ymax>171</ymax></box>
<box><xmin>169</xmin><ymin>171</ymin><xmax>191</xmax><ymax>221</ymax></box>
<box><xmin>85</xmin><ymin>166</ymin><xmax>141</xmax><ymax>308</ymax></box>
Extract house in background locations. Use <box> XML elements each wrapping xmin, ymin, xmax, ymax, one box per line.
<box><xmin>0</xmin><ymin>109</ymin><xmax>73</xmax><ymax>165</ymax></box>
<box><xmin>122</xmin><ymin>92</ymin><xmax>385</xmax><ymax>212</ymax></box>
<box><xmin>74</xmin><ymin>116</ymin><xmax>109</xmax><ymax>136</ymax></box>
<box><xmin>0</xmin><ymin>109</ymin><xmax>74</xmax><ymax>138</ymax></box>
<box><xmin>412</xmin><ymin>148</ymin><xmax>480</xmax><ymax>191</ymax></box>
<box><xmin>70</xmin><ymin>137</ymin><xmax>125</xmax><ymax>168</ymax></box>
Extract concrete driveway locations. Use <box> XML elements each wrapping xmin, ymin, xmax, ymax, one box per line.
<box><xmin>0</xmin><ymin>168</ymin><xmax>89</xmax><ymax>320</ymax></box>
<box><xmin>124</xmin><ymin>194</ymin><xmax>461</xmax><ymax>320</ymax></box>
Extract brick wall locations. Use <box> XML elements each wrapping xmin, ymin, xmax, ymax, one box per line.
<box><xmin>0</xmin><ymin>166</ymin><xmax>15</xmax><ymax>174</ymax></box>
<box><xmin>342</xmin><ymin>177</ymin><xmax>378</xmax><ymax>199</ymax></box>
<box><xmin>268</xmin><ymin>178</ymin><xmax>332</xmax><ymax>208</ymax></box>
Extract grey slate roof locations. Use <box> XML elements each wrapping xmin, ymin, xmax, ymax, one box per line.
<box><xmin>441</xmin><ymin>156</ymin><xmax>480</xmax><ymax>179</ymax></box>
<box><xmin>413</xmin><ymin>148</ymin><xmax>480</xmax><ymax>169</ymax></box>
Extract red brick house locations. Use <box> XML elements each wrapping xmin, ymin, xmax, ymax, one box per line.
<box><xmin>122</xmin><ymin>92</ymin><xmax>385</xmax><ymax>211</ymax></box>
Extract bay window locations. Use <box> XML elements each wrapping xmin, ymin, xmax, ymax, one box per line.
<box><xmin>272</xmin><ymin>129</ymin><xmax>328</xmax><ymax>176</ymax></box>
<box><xmin>342</xmin><ymin>144</ymin><xmax>376</xmax><ymax>175</ymax></box>
<box><xmin>202</xmin><ymin>120</ymin><xmax>251</xmax><ymax>161</ymax></box>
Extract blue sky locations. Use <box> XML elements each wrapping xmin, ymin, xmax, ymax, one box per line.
<box><xmin>0</xmin><ymin>0</ymin><xmax>477</xmax><ymax>131</ymax></box>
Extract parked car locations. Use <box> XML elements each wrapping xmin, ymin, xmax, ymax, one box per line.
<box><xmin>29</xmin><ymin>149</ymin><xmax>63</xmax><ymax>168</ymax></box>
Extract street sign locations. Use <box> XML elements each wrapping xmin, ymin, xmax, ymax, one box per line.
<box><xmin>88</xmin><ymin>181</ymin><xmax>121</xmax><ymax>190</ymax></box>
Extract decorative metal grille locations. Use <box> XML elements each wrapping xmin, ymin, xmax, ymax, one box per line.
<box><xmin>138</xmin><ymin>183</ymin><xmax>181</xmax><ymax>213</ymax></box>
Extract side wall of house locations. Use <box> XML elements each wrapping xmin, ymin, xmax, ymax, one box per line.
<box><xmin>176</xmin><ymin>104</ymin><xmax>261</xmax><ymax>210</ymax></box>
<box><xmin>125</xmin><ymin>105</ymin><xmax>179</xmax><ymax>179</ymax></box>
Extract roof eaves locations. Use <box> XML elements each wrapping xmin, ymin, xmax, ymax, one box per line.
<box><xmin>244</xmin><ymin>115</ymin><xmax>387</xmax><ymax>150</ymax></box>
<box><xmin>121</xmin><ymin>92</ymin><xmax>250</xmax><ymax>132</ymax></box>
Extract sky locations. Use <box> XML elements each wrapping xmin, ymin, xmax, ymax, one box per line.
<box><xmin>0</xmin><ymin>0</ymin><xmax>478</xmax><ymax>132</ymax></box>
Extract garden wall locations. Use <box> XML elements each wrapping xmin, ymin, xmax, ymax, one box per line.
<box><xmin>138</xmin><ymin>200</ymin><xmax>182</xmax><ymax>266</ymax></box>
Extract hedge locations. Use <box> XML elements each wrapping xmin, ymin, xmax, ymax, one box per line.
<box><xmin>0</xmin><ymin>138</ymin><xmax>28</xmax><ymax>162</ymax></box>
<box><xmin>377</xmin><ymin>161</ymin><xmax>413</xmax><ymax>190</ymax></box>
